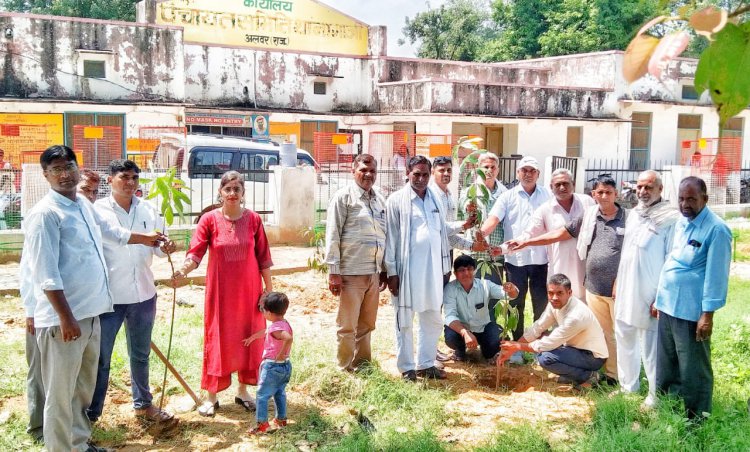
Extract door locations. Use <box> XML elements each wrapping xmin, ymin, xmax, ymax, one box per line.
<box><xmin>485</xmin><ymin>127</ymin><xmax>503</xmax><ymax>155</ymax></box>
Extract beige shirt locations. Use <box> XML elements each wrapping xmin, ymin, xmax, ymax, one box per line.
<box><xmin>324</xmin><ymin>182</ymin><xmax>386</xmax><ymax>275</ymax></box>
<box><xmin>523</xmin><ymin>296</ymin><xmax>608</xmax><ymax>359</ymax></box>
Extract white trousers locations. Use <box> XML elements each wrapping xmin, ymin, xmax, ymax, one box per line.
<box><xmin>395</xmin><ymin>309</ymin><xmax>443</xmax><ymax>373</ymax></box>
<box><xmin>615</xmin><ymin>318</ymin><xmax>657</xmax><ymax>396</ymax></box>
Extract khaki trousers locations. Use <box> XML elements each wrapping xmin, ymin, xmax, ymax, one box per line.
<box><xmin>586</xmin><ymin>291</ymin><xmax>618</xmax><ymax>379</ymax></box>
<box><xmin>37</xmin><ymin>316</ymin><xmax>100</xmax><ymax>452</ymax></box>
<box><xmin>337</xmin><ymin>274</ymin><xmax>380</xmax><ymax>371</ymax></box>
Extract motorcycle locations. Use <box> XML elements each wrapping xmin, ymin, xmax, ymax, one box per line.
<box><xmin>620</xmin><ymin>180</ymin><xmax>638</xmax><ymax>208</ymax></box>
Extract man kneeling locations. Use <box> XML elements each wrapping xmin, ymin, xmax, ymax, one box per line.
<box><xmin>498</xmin><ymin>273</ymin><xmax>607</xmax><ymax>388</ymax></box>
<box><xmin>444</xmin><ymin>255</ymin><xmax>519</xmax><ymax>362</ymax></box>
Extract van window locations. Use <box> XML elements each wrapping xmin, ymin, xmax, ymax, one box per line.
<box><xmin>239</xmin><ymin>151</ymin><xmax>271</xmax><ymax>182</ymax></box>
<box><xmin>189</xmin><ymin>147</ymin><xmax>235</xmax><ymax>179</ymax></box>
<box><xmin>298</xmin><ymin>154</ymin><xmax>315</xmax><ymax>167</ymax></box>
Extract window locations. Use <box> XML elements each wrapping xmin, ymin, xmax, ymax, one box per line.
<box><xmin>677</xmin><ymin>114</ymin><xmax>702</xmax><ymax>160</ymax></box>
<box><xmin>83</xmin><ymin>60</ymin><xmax>106</xmax><ymax>78</ymax></box>
<box><xmin>720</xmin><ymin>117</ymin><xmax>744</xmax><ymax>156</ymax></box>
<box><xmin>566</xmin><ymin>127</ymin><xmax>582</xmax><ymax>158</ymax></box>
<box><xmin>313</xmin><ymin>82</ymin><xmax>326</xmax><ymax>95</ymax></box>
<box><xmin>681</xmin><ymin>85</ymin><xmax>699</xmax><ymax>101</ymax></box>
<box><xmin>189</xmin><ymin>148</ymin><xmax>235</xmax><ymax>178</ymax></box>
<box><xmin>629</xmin><ymin>112</ymin><xmax>651</xmax><ymax>170</ymax></box>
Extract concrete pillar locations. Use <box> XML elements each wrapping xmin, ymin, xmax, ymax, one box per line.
<box><xmin>266</xmin><ymin>166</ymin><xmax>316</xmax><ymax>244</ymax></box>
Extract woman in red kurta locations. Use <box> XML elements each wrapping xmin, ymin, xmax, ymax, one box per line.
<box><xmin>173</xmin><ymin>171</ymin><xmax>273</xmax><ymax>416</ymax></box>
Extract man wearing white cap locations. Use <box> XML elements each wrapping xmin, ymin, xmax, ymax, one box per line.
<box><xmin>478</xmin><ymin>156</ymin><xmax>552</xmax><ymax>363</ymax></box>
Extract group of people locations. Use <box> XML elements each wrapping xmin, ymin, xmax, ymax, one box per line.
<box><xmin>21</xmin><ymin>146</ymin><xmax>293</xmax><ymax>451</ymax></box>
<box><xmin>325</xmin><ymin>151</ymin><xmax>731</xmax><ymax>421</ymax></box>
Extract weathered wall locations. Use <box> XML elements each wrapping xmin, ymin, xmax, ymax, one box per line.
<box><xmin>184</xmin><ymin>44</ymin><xmax>377</xmax><ymax>112</ymax></box>
<box><xmin>377</xmin><ymin>80</ymin><xmax>614</xmax><ymax>118</ymax></box>
<box><xmin>0</xmin><ymin>13</ymin><xmax>184</xmax><ymax>101</ymax></box>
<box><xmin>379</xmin><ymin>57</ymin><xmax>550</xmax><ymax>85</ymax></box>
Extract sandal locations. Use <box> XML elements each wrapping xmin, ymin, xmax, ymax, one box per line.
<box><xmin>273</xmin><ymin>418</ymin><xmax>288</xmax><ymax>427</ymax></box>
<box><xmin>234</xmin><ymin>396</ymin><xmax>256</xmax><ymax>412</ymax></box>
<box><xmin>135</xmin><ymin>406</ymin><xmax>175</xmax><ymax>423</ymax></box>
<box><xmin>248</xmin><ymin>421</ymin><xmax>270</xmax><ymax>435</ymax></box>
<box><xmin>198</xmin><ymin>401</ymin><xmax>219</xmax><ymax>417</ymax></box>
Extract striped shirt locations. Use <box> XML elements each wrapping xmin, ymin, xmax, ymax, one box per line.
<box><xmin>324</xmin><ymin>182</ymin><xmax>387</xmax><ymax>275</ymax></box>
<box><xmin>461</xmin><ymin>179</ymin><xmax>507</xmax><ymax>262</ymax></box>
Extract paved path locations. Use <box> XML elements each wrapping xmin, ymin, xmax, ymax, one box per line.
<box><xmin>1</xmin><ymin>245</ymin><xmax>313</xmax><ymax>295</ymax></box>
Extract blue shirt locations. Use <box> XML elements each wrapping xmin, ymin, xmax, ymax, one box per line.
<box><xmin>655</xmin><ymin>206</ymin><xmax>731</xmax><ymax>322</ymax></box>
<box><xmin>443</xmin><ymin>278</ymin><xmax>507</xmax><ymax>333</ymax></box>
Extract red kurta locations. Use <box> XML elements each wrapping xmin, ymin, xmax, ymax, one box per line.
<box><xmin>187</xmin><ymin>209</ymin><xmax>273</xmax><ymax>390</ymax></box>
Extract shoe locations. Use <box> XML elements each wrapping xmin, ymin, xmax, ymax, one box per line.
<box><xmin>402</xmin><ymin>370</ymin><xmax>417</xmax><ymax>382</ymax></box>
<box><xmin>135</xmin><ymin>406</ymin><xmax>176</xmax><ymax>423</ymax></box>
<box><xmin>576</xmin><ymin>371</ymin><xmax>600</xmax><ymax>390</ymax></box>
<box><xmin>273</xmin><ymin>418</ymin><xmax>288</xmax><ymax>427</ymax></box>
<box><xmin>416</xmin><ymin>366</ymin><xmax>447</xmax><ymax>380</ymax></box>
<box><xmin>556</xmin><ymin>375</ymin><xmax>575</xmax><ymax>384</ymax></box>
<box><xmin>602</xmin><ymin>375</ymin><xmax>618</xmax><ymax>386</ymax></box>
<box><xmin>198</xmin><ymin>401</ymin><xmax>219</xmax><ymax>417</ymax></box>
<box><xmin>508</xmin><ymin>351</ymin><xmax>524</xmax><ymax>365</ymax></box>
<box><xmin>248</xmin><ymin>421</ymin><xmax>270</xmax><ymax>435</ymax></box>
<box><xmin>86</xmin><ymin>441</ymin><xmax>113</xmax><ymax>452</ymax></box>
<box><xmin>641</xmin><ymin>394</ymin><xmax>658</xmax><ymax>411</ymax></box>
<box><xmin>434</xmin><ymin>360</ymin><xmax>445</xmax><ymax>370</ymax></box>
<box><xmin>449</xmin><ymin>351</ymin><xmax>466</xmax><ymax>362</ymax></box>
<box><xmin>435</xmin><ymin>350</ymin><xmax>451</xmax><ymax>362</ymax></box>
<box><xmin>234</xmin><ymin>396</ymin><xmax>256</xmax><ymax>412</ymax></box>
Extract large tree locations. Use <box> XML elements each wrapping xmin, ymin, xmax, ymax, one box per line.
<box><xmin>399</xmin><ymin>0</ymin><xmax>496</xmax><ymax>61</ymax></box>
<box><xmin>1</xmin><ymin>0</ymin><xmax>138</xmax><ymax>22</ymax></box>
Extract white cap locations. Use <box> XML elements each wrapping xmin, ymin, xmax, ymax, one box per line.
<box><xmin>518</xmin><ymin>156</ymin><xmax>540</xmax><ymax>170</ymax></box>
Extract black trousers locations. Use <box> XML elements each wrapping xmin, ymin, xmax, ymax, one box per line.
<box><xmin>656</xmin><ymin>312</ymin><xmax>713</xmax><ymax>418</ymax></box>
<box><xmin>504</xmin><ymin>263</ymin><xmax>548</xmax><ymax>341</ymax></box>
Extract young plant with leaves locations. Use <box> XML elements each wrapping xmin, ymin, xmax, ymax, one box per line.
<box><xmin>623</xmin><ymin>1</ymin><xmax>750</xmax><ymax>126</ymax></box>
<box><xmin>453</xmin><ymin>137</ymin><xmax>518</xmax><ymax>341</ymax></box>
<box><xmin>304</xmin><ymin>226</ymin><xmax>329</xmax><ymax>274</ymax></box>
<box><xmin>140</xmin><ymin>169</ymin><xmax>199</xmax><ymax>416</ymax></box>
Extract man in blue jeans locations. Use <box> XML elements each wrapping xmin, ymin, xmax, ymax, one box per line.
<box><xmin>443</xmin><ymin>255</ymin><xmax>519</xmax><ymax>362</ymax></box>
<box><xmin>498</xmin><ymin>273</ymin><xmax>608</xmax><ymax>388</ymax></box>
<box><xmin>88</xmin><ymin>160</ymin><xmax>177</xmax><ymax>425</ymax></box>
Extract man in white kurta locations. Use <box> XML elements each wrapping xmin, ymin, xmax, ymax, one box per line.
<box><xmin>615</xmin><ymin>170</ymin><xmax>679</xmax><ymax>407</ymax></box>
<box><xmin>385</xmin><ymin>157</ymin><xmax>482</xmax><ymax>381</ymax></box>
<box><xmin>515</xmin><ymin>169</ymin><xmax>595</xmax><ymax>299</ymax></box>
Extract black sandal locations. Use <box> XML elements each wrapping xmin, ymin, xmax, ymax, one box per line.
<box><xmin>234</xmin><ymin>396</ymin><xmax>256</xmax><ymax>411</ymax></box>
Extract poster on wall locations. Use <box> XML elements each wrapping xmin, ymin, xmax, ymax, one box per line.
<box><xmin>155</xmin><ymin>0</ymin><xmax>370</xmax><ymax>55</ymax></box>
<box><xmin>0</xmin><ymin>113</ymin><xmax>65</xmax><ymax>166</ymax></box>
<box><xmin>252</xmin><ymin>114</ymin><xmax>269</xmax><ymax>137</ymax></box>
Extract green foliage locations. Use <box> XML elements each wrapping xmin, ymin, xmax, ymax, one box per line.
<box><xmin>304</xmin><ymin>226</ymin><xmax>328</xmax><ymax>274</ymax></box>
<box><xmin>1</xmin><ymin>0</ymin><xmax>139</xmax><ymax>21</ymax></box>
<box><xmin>400</xmin><ymin>0</ymin><xmax>497</xmax><ymax>60</ymax></box>
<box><xmin>142</xmin><ymin>167</ymin><xmax>190</xmax><ymax>227</ymax></box>
<box><xmin>475</xmin><ymin>424</ymin><xmax>552</xmax><ymax>451</ymax></box>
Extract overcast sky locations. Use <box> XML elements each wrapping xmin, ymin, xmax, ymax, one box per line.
<box><xmin>320</xmin><ymin>0</ymin><xmax>449</xmax><ymax>57</ymax></box>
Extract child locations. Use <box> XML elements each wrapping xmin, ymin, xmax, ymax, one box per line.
<box><xmin>243</xmin><ymin>291</ymin><xmax>293</xmax><ymax>434</ymax></box>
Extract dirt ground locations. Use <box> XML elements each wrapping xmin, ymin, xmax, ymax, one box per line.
<box><xmin>0</xmin><ymin>270</ymin><xmax>592</xmax><ymax>451</ymax></box>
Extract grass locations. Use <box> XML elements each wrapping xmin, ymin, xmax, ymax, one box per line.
<box><xmin>1</xmin><ymin>277</ymin><xmax>749</xmax><ymax>450</ymax></box>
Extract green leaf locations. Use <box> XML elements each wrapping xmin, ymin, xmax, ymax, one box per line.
<box><xmin>146</xmin><ymin>190</ymin><xmax>159</xmax><ymax>200</ymax></box>
<box><xmin>694</xmin><ymin>23</ymin><xmax>750</xmax><ymax>125</ymax></box>
<box><xmin>467</xmin><ymin>184</ymin><xmax>477</xmax><ymax>199</ymax></box>
<box><xmin>464</xmin><ymin>154</ymin><xmax>479</xmax><ymax>165</ymax></box>
<box><xmin>139</xmin><ymin>178</ymin><xmax>152</xmax><ymax>184</ymax></box>
<box><xmin>477</xmin><ymin>184</ymin><xmax>491</xmax><ymax>202</ymax></box>
<box><xmin>476</xmin><ymin>168</ymin><xmax>486</xmax><ymax>181</ymax></box>
<box><xmin>173</xmin><ymin>190</ymin><xmax>192</xmax><ymax>205</ymax></box>
<box><xmin>164</xmin><ymin>205</ymin><xmax>174</xmax><ymax>226</ymax></box>
<box><xmin>160</xmin><ymin>197</ymin><xmax>169</xmax><ymax>215</ymax></box>
<box><xmin>155</xmin><ymin>178</ymin><xmax>170</xmax><ymax>196</ymax></box>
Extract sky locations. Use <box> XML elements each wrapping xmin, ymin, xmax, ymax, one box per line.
<box><xmin>320</xmin><ymin>0</ymin><xmax>449</xmax><ymax>57</ymax></box>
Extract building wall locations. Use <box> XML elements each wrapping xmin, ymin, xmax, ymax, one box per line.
<box><xmin>183</xmin><ymin>44</ymin><xmax>376</xmax><ymax>112</ymax></box>
<box><xmin>0</xmin><ymin>13</ymin><xmax>184</xmax><ymax>101</ymax></box>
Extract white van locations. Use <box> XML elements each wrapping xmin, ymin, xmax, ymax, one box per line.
<box><xmin>150</xmin><ymin>134</ymin><xmax>317</xmax><ymax>219</ymax></box>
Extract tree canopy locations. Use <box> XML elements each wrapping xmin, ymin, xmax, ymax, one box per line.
<box><xmin>1</xmin><ymin>0</ymin><xmax>138</xmax><ymax>22</ymax></box>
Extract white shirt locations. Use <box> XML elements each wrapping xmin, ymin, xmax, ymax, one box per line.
<box><xmin>429</xmin><ymin>181</ymin><xmax>463</xmax><ymax>235</ymax></box>
<box><xmin>23</xmin><ymin>190</ymin><xmax>130</xmax><ymax>327</ymax></box>
<box><xmin>489</xmin><ymin>184</ymin><xmax>552</xmax><ymax>266</ymax></box>
<box><xmin>615</xmin><ymin>207</ymin><xmax>676</xmax><ymax>329</ymax></box>
<box><xmin>407</xmin><ymin>189</ymin><xmax>444</xmax><ymax>312</ymax></box>
<box><xmin>523</xmin><ymin>296</ymin><xmax>608</xmax><ymax>359</ymax></box>
<box><xmin>95</xmin><ymin>195</ymin><xmax>165</xmax><ymax>305</ymax></box>
<box><xmin>520</xmin><ymin>194</ymin><xmax>595</xmax><ymax>298</ymax></box>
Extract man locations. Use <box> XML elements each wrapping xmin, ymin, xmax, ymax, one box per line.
<box><xmin>464</xmin><ymin>153</ymin><xmax>508</xmax><ymax>292</ymax></box>
<box><xmin>77</xmin><ymin>169</ymin><xmax>101</xmax><ymax>203</ymax></box>
<box><xmin>324</xmin><ymin>154</ymin><xmax>387</xmax><ymax>372</ymax></box>
<box><xmin>23</xmin><ymin>145</ymin><xmax>163</xmax><ymax>452</ymax></box>
<box><xmin>443</xmin><ymin>255</ymin><xmax>518</xmax><ymax>362</ymax></box>
<box><xmin>655</xmin><ymin>176</ymin><xmax>731</xmax><ymax>420</ymax></box>
<box><xmin>512</xmin><ymin>168</ymin><xmax>594</xmax><ymax>299</ymax></box>
<box><xmin>615</xmin><ymin>170</ymin><xmax>679</xmax><ymax>407</ymax></box>
<box><xmin>498</xmin><ymin>273</ymin><xmax>607</xmax><ymax>388</ymax></box>
<box><xmin>479</xmin><ymin>156</ymin><xmax>552</xmax><ymax>362</ymax></box>
<box><xmin>19</xmin><ymin>253</ymin><xmax>44</xmax><ymax>444</ymax></box>
<box><xmin>385</xmin><ymin>156</ymin><xmax>485</xmax><ymax>381</ymax></box>
<box><xmin>88</xmin><ymin>159</ymin><xmax>177</xmax><ymax>425</ymax></box>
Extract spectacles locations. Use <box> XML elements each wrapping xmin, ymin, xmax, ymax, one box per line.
<box><xmin>433</xmin><ymin>156</ymin><xmax>453</xmax><ymax>165</ymax></box>
<box><xmin>46</xmin><ymin>163</ymin><xmax>78</xmax><ymax>177</ymax></box>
